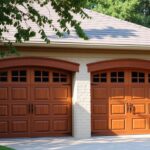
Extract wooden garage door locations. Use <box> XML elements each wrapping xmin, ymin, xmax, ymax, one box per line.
<box><xmin>91</xmin><ymin>69</ymin><xmax>150</xmax><ymax>135</ymax></box>
<box><xmin>0</xmin><ymin>67</ymin><xmax>72</xmax><ymax>138</ymax></box>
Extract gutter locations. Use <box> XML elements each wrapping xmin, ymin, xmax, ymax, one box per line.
<box><xmin>1</xmin><ymin>41</ymin><xmax>150</xmax><ymax>51</ymax></box>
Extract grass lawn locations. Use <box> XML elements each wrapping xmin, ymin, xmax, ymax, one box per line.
<box><xmin>0</xmin><ymin>146</ymin><xmax>15</xmax><ymax>150</ymax></box>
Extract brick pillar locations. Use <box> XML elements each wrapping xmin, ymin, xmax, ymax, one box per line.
<box><xmin>72</xmin><ymin>63</ymin><xmax>91</xmax><ymax>138</ymax></box>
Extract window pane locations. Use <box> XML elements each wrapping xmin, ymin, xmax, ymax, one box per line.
<box><xmin>132</xmin><ymin>72</ymin><xmax>138</xmax><ymax>77</ymax></box>
<box><xmin>118</xmin><ymin>78</ymin><xmax>124</xmax><ymax>82</ymax></box>
<box><xmin>132</xmin><ymin>78</ymin><xmax>138</xmax><ymax>83</ymax></box>
<box><xmin>42</xmin><ymin>71</ymin><xmax>48</xmax><ymax>76</ymax></box>
<box><xmin>93</xmin><ymin>74</ymin><xmax>99</xmax><ymax>78</ymax></box>
<box><xmin>111</xmin><ymin>78</ymin><xmax>117</xmax><ymax>82</ymax></box>
<box><xmin>93</xmin><ymin>78</ymin><xmax>99</xmax><ymax>82</ymax></box>
<box><xmin>61</xmin><ymin>74</ymin><xmax>67</xmax><ymax>77</ymax></box>
<box><xmin>35</xmin><ymin>77</ymin><xmax>41</xmax><ymax>82</ymax></box>
<box><xmin>61</xmin><ymin>78</ymin><xmax>67</xmax><ymax>82</ymax></box>
<box><xmin>101</xmin><ymin>78</ymin><xmax>107</xmax><ymax>82</ymax></box>
<box><xmin>139</xmin><ymin>78</ymin><xmax>145</xmax><ymax>83</ymax></box>
<box><xmin>20</xmin><ymin>71</ymin><xmax>26</xmax><ymax>76</ymax></box>
<box><xmin>118</xmin><ymin>72</ymin><xmax>124</xmax><ymax>77</ymax></box>
<box><xmin>20</xmin><ymin>77</ymin><xmax>26</xmax><ymax>82</ymax></box>
<box><xmin>0</xmin><ymin>72</ymin><xmax>7</xmax><ymax>76</ymax></box>
<box><xmin>0</xmin><ymin>77</ymin><xmax>7</xmax><ymax>82</ymax></box>
<box><xmin>111</xmin><ymin>72</ymin><xmax>117</xmax><ymax>77</ymax></box>
<box><xmin>35</xmin><ymin>71</ymin><xmax>41</xmax><ymax>76</ymax></box>
<box><xmin>139</xmin><ymin>72</ymin><xmax>144</xmax><ymax>78</ymax></box>
<box><xmin>12</xmin><ymin>77</ymin><xmax>18</xmax><ymax>82</ymax></box>
<box><xmin>101</xmin><ymin>73</ymin><xmax>106</xmax><ymax>78</ymax></box>
<box><xmin>53</xmin><ymin>78</ymin><xmax>59</xmax><ymax>82</ymax></box>
<box><xmin>53</xmin><ymin>73</ymin><xmax>59</xmax><ymax>77</ymax></box>
<box><xmin>12</xmin><ymin>71</ymin><xmax>18</xmax><ymax>76</ymax></box>
<box><xmin>43</xmin><ymin>78</ymin><xmax>49</xmax><ymax>82</ymax></box>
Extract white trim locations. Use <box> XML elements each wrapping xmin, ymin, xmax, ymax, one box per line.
<box><xmin>2</xmin><ymin>41</ymin><xmax>150</xmax><ymax>51</ymax></box>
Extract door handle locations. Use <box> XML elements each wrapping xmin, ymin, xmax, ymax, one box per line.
<box><xmin>31</xmin><ymin>104</ymin><xmax>34</xmax><ymax>114</ymax></box>
<box><xmin>131</xmin><ymin>104</ymin><xmax>135</xmax><ymax>114</ymax></box>
<box><xmin>129</xmin><ymin>104</ymin><xmax>132</xmax><ymax>113</ymax></box>
<box><xmin>127</xmin><ymin>103</ymin><xmax>130</xmax><ymax>113</ymax></box>
<box><xmin>28</xmin><ymin>104</ymin><xmax>31</xmax><ymax>113</ymax></box>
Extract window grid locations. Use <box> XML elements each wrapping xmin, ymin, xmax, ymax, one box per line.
<box><xmin>93</xmin><ymin>72</ymin><xmax>107</xmax><ymax>83</ymax></box>
<box><xmin>0</xmin><ymin>71</ymin><xmax>8</xmax><ymax>82</ymax></box>
<box><xmin>34</xmin><ymin>71</ymin><xmax>49</xmax><ymax>82</ymax></box>
<box><xmin>53</xmin><ymin>72</ymin><xmax>67</xmax><ymax>83</ymax></box>
<box><xmin>132</xmin><ymin>72</ymin><xmax>145</xmax><ymax>83</ymax></box>
<box><xmin>12</xmin><ymin>70</ymin><xmax>27</xmax><ymax>82</ymax></box>
<box><xmin>111</xmin><ymin>72</ymin><xmax>124</xmax><ymax>83</ymax></box>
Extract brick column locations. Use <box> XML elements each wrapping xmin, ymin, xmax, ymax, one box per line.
<box><xmin>72</xmin><ymin>63</ymin><xmax>91</xmax><ymax>138</ymax></box>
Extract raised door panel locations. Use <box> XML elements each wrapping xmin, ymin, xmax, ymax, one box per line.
<box><xmin>92</xmin><ymin>87</ymin><xmax>108</xmax><ymax>99</ymax></box>
<box><xmin>0</xmin><ymin>105</ymin><xmax>8</xmax><ymax>116</ymax></box>
<box><xmin>34</xmin><ymin>104</ymin><xmax>50</xmax><ymax>116</ymax></box>
<box><xmin>0</xmin><ymin>88</ymin><xmax>8</xmax><ymax>100</ymax></box>
<box><xmin>0</xmin><ymin>121</ymin><xmax>9</xmax><ymax>133</ymax></box>
<box><xmin>93</xmin><ymin>119</ymin><xmax>108</xmax><ymax>130</ymax></box>
<box><xmin>132</xmin><ymin>118</ymin><xmax>146</xmax><ymax>129</ymax></box>
<box><xmin>52</xmin><ymin>104</ymin><xmax>68</xmax><ymax>115</ymax></box>
<box><xmin>11</xmin><ymin>120</ymin><xmax>29</xmax><ymax>133</ymax></box>
<box><xmin>93</xmin><ymin>104</ymin><xmax>107</xmax><ymax>115</ymax></box>
<box><xmin>131</xmin><ymin>87</ymin><xmax>145</xmax><ymax>100</ymax></box>
<box><xmin>52</xmin><ymin>87</ymin><xmax>69</xmax><ymax>102</ymax></box>
<box><xmin>11</xmin><ymin>104</ymin><xmax>28</xmax><ymax>116</ymax></box>
<box><xmin>111</xmin><ymin>119</ymin><xmax>126</xmax><ymax>130</ymax></box>
<box><xmin>33</xmin><ymin>120</ymin><xmax>50</xmax><ymax>132</ymax></box>
<box><xmin>110</xmin><ymin>88</ymin><xmax>125</xmax><ymax>99</ymax></box>
<box><xmin>34</xmin><ymin>87</ymin><xmax>50</xmax><ymax>101</ymax></box>
<box><xmin>52</xmin><ymin>119</ymin><xmax>69</xmax><ymax>132</ymax></box>
<box><xmin>11</xmin><ymin>87</ymin><xmax>28</xmax><ymax>100</ymax></box>
<box><xmin>133</xmin><ymin>104</ymin><xmax>146</xmax><ymax>114</ymax></box>
<box><xmin>111</xmin><ymin>104</ymin><xmax>125</xmax><ymax>115</ymax></box>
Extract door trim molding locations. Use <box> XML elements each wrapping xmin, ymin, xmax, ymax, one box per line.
<box><xmin>87</xmin><ymin>59</ymin><xmax>150</xmax><ymax>72</ymax></box>
<box><xmin>0</xmin><ymin>57</ymin><xmax>79</xmax><ymax>72</ymax></box>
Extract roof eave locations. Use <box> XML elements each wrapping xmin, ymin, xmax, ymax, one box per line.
<box><xmin>1</xmin><ymin>41</ymin><xmax>150</xmax><ymax>51</ymax></box>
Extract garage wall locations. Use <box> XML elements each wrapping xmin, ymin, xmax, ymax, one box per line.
<box><xmin>19</xmin><ymin>49</ymin><xmax>150</xmax><ymax>138</ymax></box>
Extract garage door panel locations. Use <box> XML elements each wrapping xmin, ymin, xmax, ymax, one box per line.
<box><xmin>52</xmin><ymin>87</ymin><xmax>68</xmax><ymax>99</ymax></box>
<box><xmin>11</xmin><ymin>120</ymin><xmax>28</xmax><ymax>133</ymax></box>
<box><xmin>0</xmin><ymin>88</ymin><xmax>8</xmax><ymax>100</ymax></box>
<box><xmin>111</xmin><ymin>104</ymin><xmax>125</xmax><ymax>115</ymax></box>
<box><xmin>92</xmin><ymin>69</ymin><xmax>150</xmax><ymax>135</ymax></box>
<box><xmin>0</xmin><ymin>67</ymin><xmax>72</xmax><ymax>138</ymax></box>
<box><xmin>34</xmin><ymin>87</ymin><xmax>50</xmax><ymax>100</ymax></box>
<box><xmin>110</xmin><ymin>88</ymin><xmax>125</xmax><ymax>99</ymax></box>
<box><xmin>133</xmin><ymin>104</ymin><xmax>146</xmax><ymax>114</ymax></box>
<box><xmin>93</xmin><ymin>119</ymin><xmax>108</xmax><ymax>130</ymax></box>
<box><xmin>132</xmin><ymin>118</ymin><xmax>146</xmax><ymax>129</ymax></box>
<box><xmin>52</xmin><ymin>104</ymin><xmax>69</xmax><ymax>115</ymax></box>
<box><xmin>93</xmin><ymin>104</ymin><xmax>107</xmax><ymax>114</ymax></box>
<box><xmin>0</xmin><ymin>105</ymin><xmax>8</xmax><ymax>116</ymax></box>
<box><xmin>92</xmin><ymin>88</ymin><xmax>108</xmax><ymax>99</ymax></box>
<box><xmin>12</xmin><ymin>87</ymin><xmax>28</xmax><ymax>100</ymax></box>
<box><xmin>12</xmin><ymin>104</ymin><xmax>28</xmax><ymax>116</ymax></box>
<box><xmin>111</xmin><ymin>119</ymin><xmax>126</xmax><ymax>130</ymax></box>
<box><xmin>53</xmin><ymin>119</ymin><xmax>69</xmax><ymax>131</ymax></box>
<box><xmin>131</xmin><ymin>87</ymin><xmax>145</xmax><ymax>99</ymax></box>
<box><xmin>0</xmin><ymin>121</ymin><xmax>9</xmax><ymax>133</ymax></box>
<box><xmin>34</xmin><ymin>104</ymin><xmax>50</xmax><ymax>115</ymax></box>
<box><xmin>33</xmin><ymin>120</ymin><xmax>50</xmax><ymax>132</ymax></box>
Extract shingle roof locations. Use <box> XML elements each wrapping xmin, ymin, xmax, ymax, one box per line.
<box><xmin>2</xmin><ymin>3</ymin><xmax>150</xmax><ymax>50</ymax></box>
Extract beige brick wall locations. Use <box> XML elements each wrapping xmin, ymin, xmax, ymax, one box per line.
<box><xmin>20</xmin><ymin>50</ymin><xmax>150</xmax><ymax>138</ymax></box>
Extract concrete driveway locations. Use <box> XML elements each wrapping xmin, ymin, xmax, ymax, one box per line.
<box><xmin>0</xmin><ymin>135</ymin><xmax>150</xmax><ymax>150</ymax></box>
